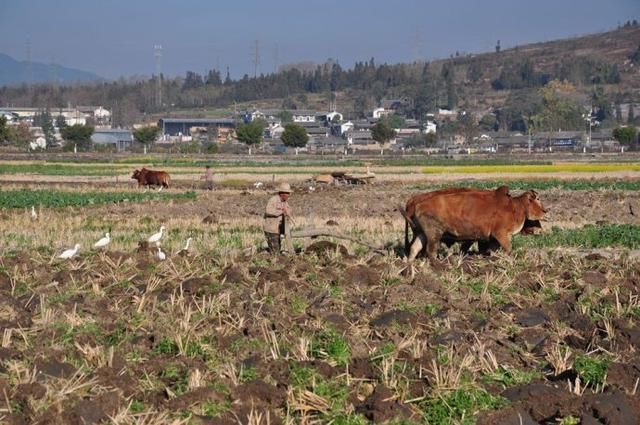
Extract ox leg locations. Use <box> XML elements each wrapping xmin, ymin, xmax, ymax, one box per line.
<box><xmin>493</xmin><ymin>231</ymin><xmax>512</xmax><ymax>254</ymax></box>
<box><xmin>408</xmin><ymin>233</ymin><xmax>429</xmax><ymax>259</ymax></box>
<box><xmin>413</xmin><ymin>217</ymin><xmax>443</xmax><ymax>261</ymax></box>
<box><xmin>460</xmin><ymin>240</ymin><xmax>474</xmax><ymax>253</ymax></box>
<box><xmin>425</xmin><ymin>231</ymin><xmax>442</xmax><ymax>260</ymax></box>
<box><xmin>478</xmin><ymin>239</ymin><xmax>500</xmax><ymax>255</ymax></box>
<box><xmin>407</xmin><ymin>234</ymin><xmax>426</xmax><ymax>261</ymax></box>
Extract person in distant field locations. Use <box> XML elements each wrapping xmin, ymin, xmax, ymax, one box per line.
<box><xmin>263</xmin><ymin>182</ymin><xmax>293</xmax><ymax>254</ymax></box>
<box><xmin>201</xmin><ymin>165</ymin><xmax>214</xmax><ymax>190</ymax></box>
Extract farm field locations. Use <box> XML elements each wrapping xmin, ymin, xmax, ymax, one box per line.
<box><xmin>1</xmin><ymin>159</ymin><xmax>640</xmax><ymax>424</ymax></box>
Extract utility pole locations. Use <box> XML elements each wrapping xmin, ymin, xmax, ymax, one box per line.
<box><xmin>154</xmin><ymin>44</ymin><xmax>163</xmax><ymax>109</ymax></box>
<box><xmin>527</xmin><ymin>115</ymin><xmax>533</xmax><ymax>154</ymax></box>
<box><xmin>26</xmin><ymin>39</ymin><xmax>32</xmax><ymax>102</ymax></box>
<box><xmin>252</xmin><ymin>40</ymin><xmax>260</xmax><ymax>78</ymax></box>
<box><xmin>273</xmin><ymin>44</ymin><xmax>279</xmax><ymax>74</ymax></box>
<box><xmin>583</xmin><ymin>106</ymin><xmax>592</xmax><ymax>150</ymax></box>
<box><xmin>412</xmin><ymin>28</ymin><xmax>424</xmax><ymax>62</ymax></box>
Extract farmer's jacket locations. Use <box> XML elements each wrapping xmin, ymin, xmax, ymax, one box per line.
<box><xmin>263</xmin><ymin>195</ymin><xmax>291</xmax><ymax>234</ymax></box>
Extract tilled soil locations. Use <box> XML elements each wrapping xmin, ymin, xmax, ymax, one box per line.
<box><xmin>1</xmin><ymin>243</ymin><xmax>640</xmax><ymax>423</ymax></box>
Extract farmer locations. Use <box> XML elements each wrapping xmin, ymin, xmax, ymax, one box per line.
<box><xmin>263</xmin><ymin>182</ymin><xmax>293</xmax><ymax>254</ymax></box>
<box><xmin>200</xmin><ymin>165</ymin><xmax>214</xmax><ymax>190</ymax></box>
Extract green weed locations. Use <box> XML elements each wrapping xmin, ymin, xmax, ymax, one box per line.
<box><xmin>423</xmin><ymin>303</ymin><xmax>440</xmax><ymax>316</ymax></box>
<box><xmin>129</xmin><ymin>400</ymin><xmax>145</xmax><ymax>414</ymax></box>
<box><xmin>0</xmin><ymin>189</ymin><xmax>196</xmax><ymax>209</ymax></box>
<box><xmin>421</xmin><ymin>387</ymin><xmax>508</xmax><ymax>425</ymax></box>
<box><xmin>290</xmin><ymin>295</ymin><xmax>308</xmax><ymax>314</ymax></box>
<box><xmin>411</xmin><ymin>179</ymin><xmax>640</xmax><ymax>192</ymax></box>
<box><xmin>200</xmin><ymin>400</ymin><xmax>231</xmax><ymax>417</ymax></box>
<box><xmin>482</xmin><ymin>366</ymin><xmax>541</xmax><ymax>388</ymax></box>
<box><xmin>153</xmin><ymin>337</ymin><xmax>180</xmax><ymax>356</ymax></box>
<box><xmin>514</xmin><ymin>224</ymin><xmax>640</xmax><ymax>250</ymax></box>
<box><xmin>290</xmin><ymin>364</ymin><xmax>317</xmax><ymax>388</ymax></box>
<box><xmin>312</xmin><ymin>329</ymin><xmax>351</xmax><ymax>366</ymax></box>
<box><xmin>371</xmin><ymin>342</ymin><xmax>396</xmax><ymax>361</ymax></box>
<box><xmin>160</xmin><ymin>365</ymin><xmax>189</xmax><ymax>395</ymax></box>
<box><xmin>573</xmin><ymin>355</ymin><xmax>609</xmax><ymax>387</ymax></box>
<box><xmin>239</xmin><ymin>365</ymin><xmax>258</xmax><ymax>383</ymax></box>
<box><xmin>329</xmin><ymin>413</ymin><xmax>369</xmax><ymax>425</ymax></box>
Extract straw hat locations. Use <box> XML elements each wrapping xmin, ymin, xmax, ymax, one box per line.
<box><xmin>276</xmin><ymin>182</ymin><xmax>292</xmax><ymax>193</ymax></box>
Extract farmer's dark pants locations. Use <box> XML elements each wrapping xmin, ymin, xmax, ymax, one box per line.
<box><xmin>265</xmin><ymin>232</ymin><xmax>281</xmax><ymax>254</ymax></box>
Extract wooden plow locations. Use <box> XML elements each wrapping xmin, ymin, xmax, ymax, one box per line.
<box><xmin>284</xmin><ymin>225</ymin><xmax>386</xmax><ymax>255</ymax></box>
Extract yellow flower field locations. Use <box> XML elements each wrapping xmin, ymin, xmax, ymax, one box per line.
<box><xmin>422</xmin><ymin>163</ymin><xmax>640</xmax><ymax>174</ymax></box>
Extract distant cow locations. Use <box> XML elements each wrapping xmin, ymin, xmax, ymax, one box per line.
<box><xmin>407</xmin><ymin>187</ymin><xmax>547</xmax><ymax>261</ymax></box>
<box><xmin>131</xmin><ymin>168</ymin><xmax>171</xmax><ymax>190</ymax></box>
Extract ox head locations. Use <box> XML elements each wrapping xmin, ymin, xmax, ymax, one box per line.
<box><xmin>495</xmin><ymin>185</ymin><xmax>510</xmax><ymax>197</ymax></box>
<box><xmin>131</xmin><ymin>169</ymin><xmax>140</xmax><ymax>180</ymax></box>
<box><xmin>522</xmin><ymin>190</ymin><xmax>547</xmax><ymax>220</ymax></box>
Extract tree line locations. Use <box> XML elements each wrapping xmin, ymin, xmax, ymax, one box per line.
<box><xmin>0</xmin><ymin>47</ymin><xmax>632</xmax><ymax>125</ymax></box>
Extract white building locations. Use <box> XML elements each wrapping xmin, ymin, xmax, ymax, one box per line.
<box><xmin>62</xmin><ymin>109</ymin><xmax>87</xmax><ymax>126</ymax></box>
<box><xmin>320</xmin><ymin>111</ymin><xmax>344</xmax><ymax>123</ymax></box>
<box><xmin>437</xmin><ymin>108</ymin><xmax>456</xmax><ymax>117</ymax></box>
<box><xmin>372</xmin><ymin>107</ymin><xmax>392</xmax><ymax>119</ymax></box>
<box><xmin>292</xmin><ymin>110</ymin><xmax>316</xmax><ymax>123</ymax></box>
<box><xmin>0</xmin><ymin>110</ymin><xmax>17</xmax><ymax>123</ymax></box>
<box><xmin>424</xmin><ymin>121</ymin><xmax>437</xmax><ymax>134</ymax></box>
<box><xmin>29</xmin><ymin>137</ymin><xmax>47</xmax><ymax>151</ymax></box>
<box><xmin>337</xmin><ymin>121</ymin><xmax>354</xmax><ymax>136</ymax></box>
<box><xmin>265</xmin><ymin>123</ymin><xmax>285</xmax><ymax>139</ymax></box>
<box><xmin>93</xmin><ymin>106</ymin><xmax>111</xmax><ymax>125</ymax></box>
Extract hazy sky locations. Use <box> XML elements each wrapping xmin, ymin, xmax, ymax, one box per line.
<box><xmin>1</xmin><ymin>0</ymin><xmax>638</xmax><ymax>80</ymax></box>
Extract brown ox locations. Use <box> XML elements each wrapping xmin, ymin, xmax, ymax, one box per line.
<box><xmin>131</xmin><ymin>168</ymin><xmax>171</xmax><ymax>190</ymax></box>
<box><xmin>399</xmin><ymin>187</ymin><xmax>498</xmax><ymax>256</ymax></box>
<box><xmin>407</xmin><ymin>187</ymin><xmax>547</xmax><ymax>260</ymax></box>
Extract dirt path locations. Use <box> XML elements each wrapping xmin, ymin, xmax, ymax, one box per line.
<box><xmin>1</xmin><ymin>170</ymin><xmax>640</xmax><ymax>185</ymax></box>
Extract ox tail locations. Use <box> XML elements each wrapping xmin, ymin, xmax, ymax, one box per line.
<box><xmin>399</xmin><ymin>204</ymin><xmax>411</xmax><ymax>256</ymax></box>
<box><xmin>163</xmin><ymin>174</ymin><xmax>171</xmax><ymax>189</ymax></box>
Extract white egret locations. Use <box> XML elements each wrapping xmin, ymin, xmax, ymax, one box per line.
<box><xmin>156</xmin><ymin>242</ymin><xmax>166</xmax><ymax>261</ymax></box>
<box><xmin>175</xmin><ymin>237</ymin><xmax>192</xmax><ymax>255</ymax></box>
<box><xmin>148</xmin><ymin>226</ymin><xmax>165</xmax><ymax>243</ymax></box>
<box><xmin>58</xmin><ymin>244</ymin><xmax>80</xmax><ymax>259</ymax></box>
<box><xmin>93</xmin><ymin>232</ymin><xmax>110</xmax><ymax>249</ymax></box>
<box><xmin>253</xmin><ymin>182</ymin><xmax>263</xmax><ymax>189</ymax></box>
<box><xmin>31</xmin><ymin>206</ymin><xmax>38</xmax><ymax>220</ymax></box>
